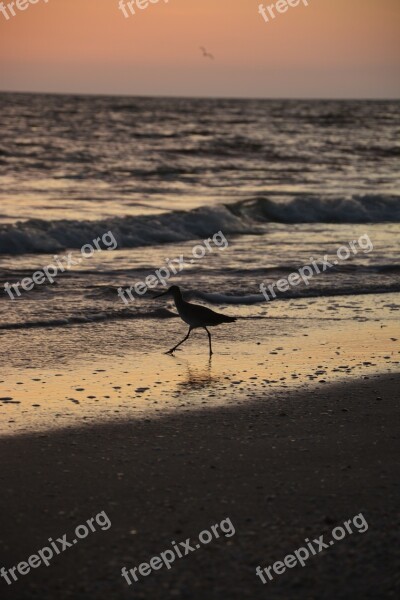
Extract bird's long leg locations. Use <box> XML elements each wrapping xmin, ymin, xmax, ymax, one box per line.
<box><xmin>204</xmin><ymin>327</ymin><xmax>213</xmax><ymax>356</ymax></box>
<box><xmin>166</xmin><ymin>327</ymin><xmax>192</xmax><ymax>355</ymax></box>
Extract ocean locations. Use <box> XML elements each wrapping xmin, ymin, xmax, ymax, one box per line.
<box><xmin>0</xmin><ymin>93</ymin><xmax>399</xmax><ymax>339</ymax></box>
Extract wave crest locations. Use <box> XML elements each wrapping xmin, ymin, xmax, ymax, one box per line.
<box><xmin>0</xmin><ymin>194</ymin><xmax>398</xmax><ymax>255</ymax></box>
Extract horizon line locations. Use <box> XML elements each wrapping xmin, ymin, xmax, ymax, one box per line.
<box><xmin>0</xmin><ymin>89</ymin><xmax>399</xmax><ymax>102</ymax></box>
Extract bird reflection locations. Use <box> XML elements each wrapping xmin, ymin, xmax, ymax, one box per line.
<box><xmin>175</xmin><ymin>357</ymin><xmax>221</xmax><ymax>392</ymax></box>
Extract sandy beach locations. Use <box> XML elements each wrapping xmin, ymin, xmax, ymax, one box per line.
<box><xmin>0</xmin><ymin>371</ymin><xmax>398</xmax><ymax>599</ymax></box>
<box><xmin>0</xmin><ymin>304</ymin><xmax>399</xmax><ymax>598</ymax></box>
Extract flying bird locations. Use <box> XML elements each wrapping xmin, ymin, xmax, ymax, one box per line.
<box><xmin>200</xmin><ymin>46</ymin><xmax>215</xmax><ymax>60</ymax></box>
<box><xmin>154</xmin><ymin>285</ymin><xmax>236</xmax><ymax>356</ymax></box>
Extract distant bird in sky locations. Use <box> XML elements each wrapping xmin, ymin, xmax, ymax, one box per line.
<box><xmin>200</xmin><ymin>46</ymin><xmax>215</xmax><ymax>60</ymax></box>
<box><xmin>154</xmin><ymin>285</ymin><xmax>236</xmax><ymax>356</ymax></box>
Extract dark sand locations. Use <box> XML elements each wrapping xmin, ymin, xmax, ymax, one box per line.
<box><xmin>0</xmin><ymin>374</ymin><xmax>399</xmax><ymax>599</ymax></box>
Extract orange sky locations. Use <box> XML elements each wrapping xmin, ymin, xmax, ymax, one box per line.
<box><xmin>0</xmin><ymin>0</ymin><xmax>399</xmax><ymax>98</ymax></box>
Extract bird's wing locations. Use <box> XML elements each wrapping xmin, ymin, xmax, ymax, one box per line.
<box><xmin>189</xmin><ymin>303</ymin><xmax>232</xmax><ymax>325</ymax></box>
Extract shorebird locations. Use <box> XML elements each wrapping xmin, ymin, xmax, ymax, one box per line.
<box><xmin>154</xmin><ymin>285</ymin><xmax>236</xmax><ymax>356</ymax></box>
<box><xmin>200</xmin><ymin>46</ymin><xmax>215</xmax><ymax>60</ymax></box>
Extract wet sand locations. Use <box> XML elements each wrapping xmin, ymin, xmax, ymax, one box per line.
<box><xmin>0</xmin><ymin>373</ymin><xmax>398</xmax><ymax>599</ymax></box>
<box><xmin>1</xmin><ymin>314</ymin><xmax>399</xmax><ymax>435</ymax></box>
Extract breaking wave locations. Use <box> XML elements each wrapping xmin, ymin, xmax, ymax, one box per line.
<box><xmin>0</xmin><ymin>194</ymin><xmax>399</xmax><ymax>255</ymax></box>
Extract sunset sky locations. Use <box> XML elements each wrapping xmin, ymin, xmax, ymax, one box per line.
<box><xmin>0</xmin><ymin>0</ymin><xmax>399</xmax><ymax>98</ymax></box>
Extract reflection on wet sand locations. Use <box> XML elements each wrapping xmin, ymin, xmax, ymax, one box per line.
<box><xmin>0</xmin><ymin>316</ymin><xmax>399</xmax><ymax>437</ymax></box>
<box><xmin>174</xmin><ymin>357</ymin><xmax>221</xmax><ymax>392</ymax></box>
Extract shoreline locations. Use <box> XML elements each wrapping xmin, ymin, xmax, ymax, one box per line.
<box><xmin>0</xmin><ymin>373</ymin><xmax>398</xmax><ymax>599</ymax></box>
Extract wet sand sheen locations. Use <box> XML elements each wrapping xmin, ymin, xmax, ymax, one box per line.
<box><xmin>0</xmin><ymin>320</ymin><xmax>398</xmax><ymax>436</ymax></box>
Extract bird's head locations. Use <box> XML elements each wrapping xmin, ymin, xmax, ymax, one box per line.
<box><xmin>154</xmin><ymin>285</ymin><xmax>181</xmax><ymax>300</ymax></box>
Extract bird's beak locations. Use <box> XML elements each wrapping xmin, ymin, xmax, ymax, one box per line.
<box><xmin>153</xmin><ymin>290</ymin><xmax>169</xmax><ymax>299</ymax></box>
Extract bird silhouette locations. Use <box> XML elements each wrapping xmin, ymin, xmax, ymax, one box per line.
<box><xmin>154</xmin><ymin>285</ymin><xmax>236</xmax><ymax>356</ymax></box>
<box><xmin>200</xmin><ymin>46</ymin><xmax>215</xmax><ymax>60</ymax></box>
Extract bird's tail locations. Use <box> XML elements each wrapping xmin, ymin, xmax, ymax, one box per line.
<box><xmin>221</xmin><ymin>315</ymin><xmax>237</xmax><ymax>323</ymax></box>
